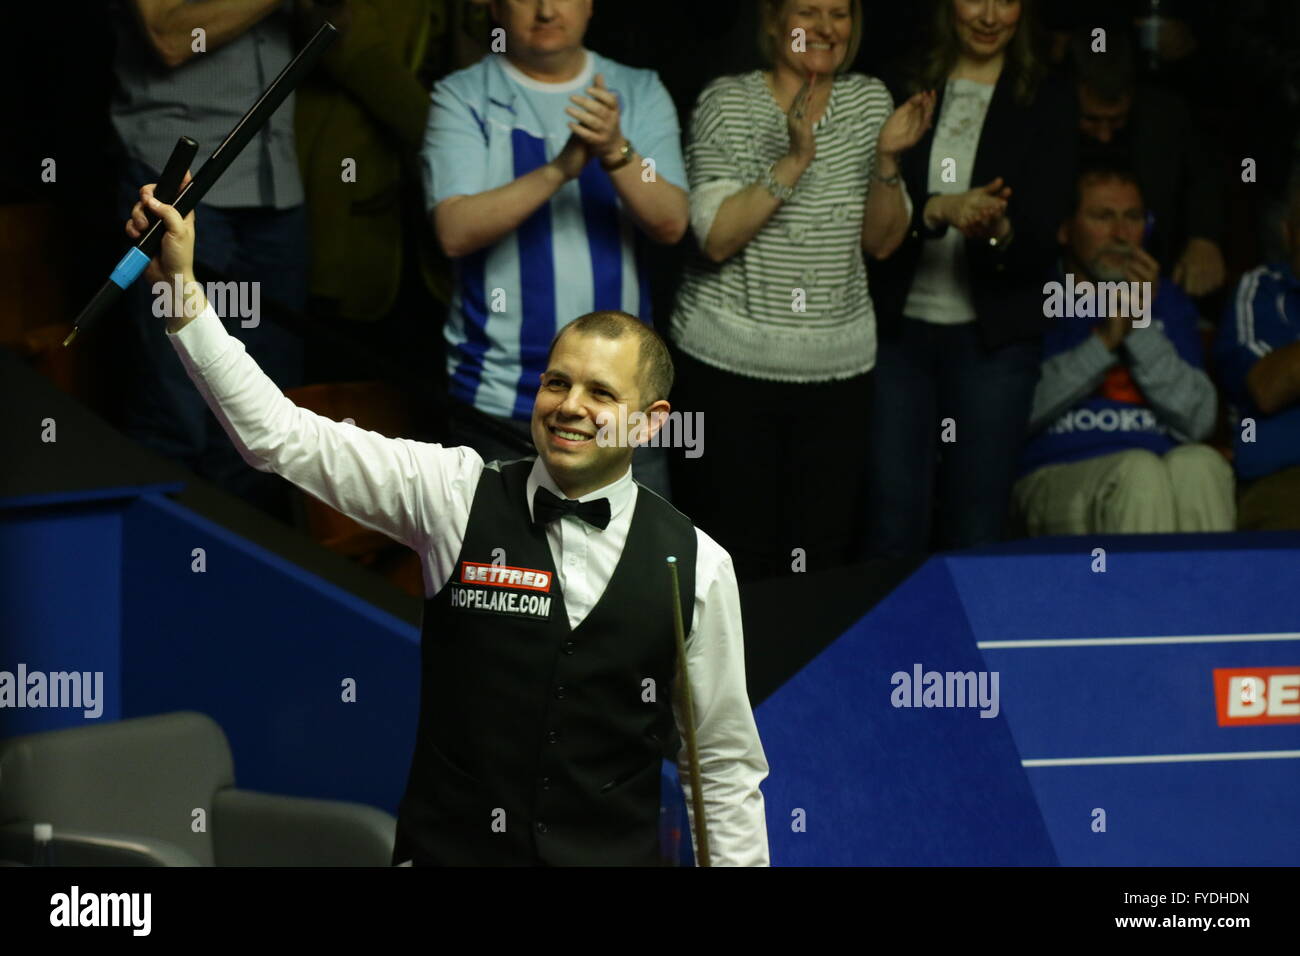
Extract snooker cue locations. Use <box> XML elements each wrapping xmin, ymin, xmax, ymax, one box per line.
<box><xmin>63</xmin><ymin>20</ymin><xmax>339</xmax><ymax>347</ymax></box>
<box><xmin>666</xmin><ymin>555</ymin><xmax>711</xmax><ymax>866</ymax></box>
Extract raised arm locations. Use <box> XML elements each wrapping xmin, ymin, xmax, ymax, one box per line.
<box><xmin>690</xmin><ymin>79</ymin><xmax>813</xmax><ymax>265</ymax></box>
<box><xmin>673</xmin><ymin>537</ymin><xmax>770</xmax><ymax>867</ymax></box>
<box><xmin>128</xmin><ymin>178</ymin><xmax>480</xmax><ymax>561</ymax></box>
<box><xmin>861</xmin><ymin>87</ymin><xmax>933</xmax><ymax>260</ymax></box>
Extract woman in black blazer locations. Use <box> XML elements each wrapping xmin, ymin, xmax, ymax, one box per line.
<box><xmin>864</xmin><ymin>0</ymin><xmax>1077</xmax><ymax>557</ymax></box>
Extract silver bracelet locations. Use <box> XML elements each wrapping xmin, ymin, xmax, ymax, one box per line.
<box><xmin>762</xmin><ymin>162</ymin><xmax>796</xmax><ymax>202</ymax></box>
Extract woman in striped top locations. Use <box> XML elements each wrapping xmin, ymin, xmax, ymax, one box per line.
<box><xmin>667</xmin><ymin>0</ymin><xmax>935</xmax><ymax>581</ymax></box>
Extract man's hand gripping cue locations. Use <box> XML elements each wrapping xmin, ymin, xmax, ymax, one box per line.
<box><xmin>125</xmin><ymin>170</ymin><xmax>205</xmax><ymax>332</ymax></box>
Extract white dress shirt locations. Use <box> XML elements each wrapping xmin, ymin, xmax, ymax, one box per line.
<box><xmin>168</xmin><ymin>302</ymin><xmax>770</xmax><ymax>866</ymax></box>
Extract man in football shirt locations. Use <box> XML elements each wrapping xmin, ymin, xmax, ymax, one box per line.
<box><xmin>421</xmin><ymin>0</ymin><xmax>689</xmax><ymax>497</ymax></box>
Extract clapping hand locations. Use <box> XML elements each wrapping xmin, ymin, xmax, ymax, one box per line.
<box><xmin>567</xmin><ymin>73</ymin><xmax>626</xmax><ymax>166</ymax></box>
<box><xmin>948</xmin><ymin>177</ymin><xmax>1012</xmax><ymax>238</ymax></box>
<box><xmin>786</xmin><ymin>73</ymin><xmax>820</xmax><ymax>163</ymax></box>
<box><xmin>553</xmin><ymin>133</ymin><xmax>592</xmax><ymax>181</ymax></box>
<box><xmin>878</xmin><ymin>90</ymin><xmax>935</xmax><ymax>157</ymax></box>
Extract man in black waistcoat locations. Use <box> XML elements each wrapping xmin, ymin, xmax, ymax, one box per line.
<box><xmin>129</xmin><ymin>177</ymin><xmax>771</xmax><ymax>866</ymax></box>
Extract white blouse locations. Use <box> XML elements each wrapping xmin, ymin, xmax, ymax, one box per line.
<box><xmin>904</xmin><ymin>76</ymin><xmax>996</xmax><ymax>325</ymax></box>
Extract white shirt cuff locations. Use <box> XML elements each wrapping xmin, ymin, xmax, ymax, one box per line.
<box><xmin>167</xmin><ymin>301</ymin><xmax>229</xmax><ymax>371</ymax></box>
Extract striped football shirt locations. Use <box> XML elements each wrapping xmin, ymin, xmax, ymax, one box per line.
<box><xmin>421</xmin><ymin>49</ymin><xmax>687</xmax><ymax>421</ymax></box>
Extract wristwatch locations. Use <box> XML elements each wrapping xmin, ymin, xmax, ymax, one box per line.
<box><xmin>762</xmin><ymin>162</ymin><xmax>796</xmax><ymax>202</ymax></box>
<box><xmin>601</xmin><ymin>139</ymin><xmax>635</xmax><ymax>172</ymax></box>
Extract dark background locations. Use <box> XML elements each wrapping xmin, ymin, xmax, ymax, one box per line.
<box><xmin>2</xmin><ymin>0</ymin><xmax>1296</xmax><ymax>431</ymax></box>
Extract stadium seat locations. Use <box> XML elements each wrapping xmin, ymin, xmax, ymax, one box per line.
<box><xmin>0</xmin><ymin>710</ymin><xmax>396</xmax><ymax>866</ymax></box>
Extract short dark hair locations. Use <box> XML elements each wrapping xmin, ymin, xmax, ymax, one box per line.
<box><xmin>1069</xmin><ymin>26</ymin><xmax>1136</xmax><ymax>104</ymax></box>
<box><xmin>1071</xmin><ymin>162</ymin><xmax>1144</xmax><ymax>216</ymax></box>
<box><xmin>545</xmin><ymin>311</ymin><xmax>675</xmax><ymax>406</ymax></box>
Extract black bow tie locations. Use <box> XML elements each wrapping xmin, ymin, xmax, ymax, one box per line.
<box><xmin>532</xmin><ymin>486</ymin><xmax>612</xmax><ymax>531</ymax></box>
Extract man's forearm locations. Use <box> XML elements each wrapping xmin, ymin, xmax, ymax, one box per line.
<box><xmin>1125</xmin><ymin>328</ymin><xmax>1218</xmax><ymax>441</ymax></box>
<box><xmin>1246</xmin><ymin>340</ymin><xmax>1300</xmax><ymax>415</ymax></box>
<box><xmin>434</xmin><ymin>164</ymin><xmax>569</xmax><ymax>259</ymax></box>
<box><xmin>1027</xmin><ymin>334</ymin><xmax>1117</xmax><ymax>434</ymax></box>
<box><xmin>678</xmin><ymin>750</ymin><xmax>770</xmax><ymax>867</ymax></box>
<box><xmin>675</xmin><ymin>564</ymin><xmax>771</xmax><ymax>867</ymax></box>
<box><xmin>131</xmin><ymin>0</ymin><xmax>282</xmax><ymax>69</ymax></box>
<box><xmin>163</xmin><ymin>271</ymin><xmax>208</xmax><ymax>335</ymax></box>
<box><xmin>166</xmin><ymin>299</ymin><xmax>453</xmax><ymax>551</ymax></box>
<box><xmin>604</xmin><ymin>163</ymin><xmax>688</xmax><ymax>245</ymax></box>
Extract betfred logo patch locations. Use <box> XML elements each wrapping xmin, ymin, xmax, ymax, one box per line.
<box><xmin>460</xmin><ymin>561</ymin><xmax>552</xmax><ymax>592</ymax></box>
<box><xmin>1213</xmin><ymin>667</ymin><xmax>1300</xmax><ymax>726</ymax></box>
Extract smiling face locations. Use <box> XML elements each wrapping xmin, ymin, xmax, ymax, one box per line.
<box><xmin>1059</xmin><ymin>176</ymin><xmax>1145</xmax><ymax>282</ymax></box>
<box><xmin>491</xmin><ymin>0</ymin><xmax>592</xmax><ymax>62</ymax></box>
<box><xmin>770</xmin><ymin>0</ymin><xmax>854</xmax><ymax>76</ymax></box>
<box><xmin>952</xmin><ymin>0</ymin><xmax>1021</xmax><ymax>61</ymax></box>
<box><xmin>531</xmin><ymin>329</ymin><xmax>663</xmax><ymax>498</ymax></box>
